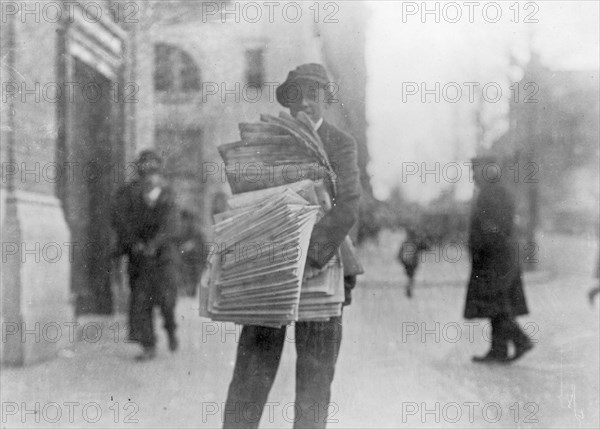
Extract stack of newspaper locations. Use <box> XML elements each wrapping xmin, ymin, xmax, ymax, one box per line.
<box><xmin>218</xmin><ymin>112</ymin><xmax>335</xmax><ymax>195</ymax></box>
<box><xmin>200</xmin><ymin>182</ymin><xmax>324</xmax><ymax>326</ymax></box>
<box><xmin>299</xmin><ymin>255</ymin><xmax>344</xmax><ymax>321</ymax></box>
<box><xmin>202</xmin><ymin>113</ymin><xmax>347</xmax><ymax>327</ymax></box>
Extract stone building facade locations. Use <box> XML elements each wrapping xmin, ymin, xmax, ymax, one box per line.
<box><xmin>1</xmin><ymin>0</ymin><xmax>369</xmax><ymax>365</ymax></box>
<box><xmin>1</xmin><ymin>0</ymin><xmax>132</xmax><ymax>365</ymax></box>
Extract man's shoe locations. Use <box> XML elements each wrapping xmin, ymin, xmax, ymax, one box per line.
<box><xmin>135</xmin><ymin>347</ymin><xmax>156</xmax><ymax>362</ymax></box>
<box><xmin>472</xmin><ymin>351</ymin><xmax>509</xmax><ymax>364</ymax></box>
<box><xmin>511</xmin><ymin>340</ymin><xmax>534</xmax><ymax>362</ymax></box>
<box><xmin>168</xmin><ymin>334</ymin><xmax>179</xmax><ymax>352</ymax></box>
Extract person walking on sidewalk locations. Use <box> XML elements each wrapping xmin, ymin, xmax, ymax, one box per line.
<box><xmin>397</xmin><ymin>227</ymin><xmax>431</xmax><ymax>298</ymax></box>
<box><xmin>222</xmin><ymin>63</ymin><xmax>362</xmax><ymax>429</ymax></box>
<box><xmin>464</xmin><ymin>156</ymin><xmax>533</xmax><ymax>364</ymax></box>
<box><xmin>111</xmin><ymin>150</ymin><xmax>181</xmax><ymax>361</ymax></box>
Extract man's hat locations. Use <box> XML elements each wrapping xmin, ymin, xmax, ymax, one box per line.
<box><xmin>136</xmin><ymin>150</ymin><xmax>163</xmax><ymax>175</ymax></box>
<box><xmin>276</xmin><ymin>63</ymin><xmax>331</xmax><ymax>107</ymax></box>
<box><xmin>137</xmin><ymin>150</ymin><xmax>163</xmax><ymax>165</ymax></box>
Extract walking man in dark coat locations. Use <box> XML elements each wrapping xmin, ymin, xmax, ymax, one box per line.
<box><xmin>222</xmin><ymin>63</ymin><xmax>362</xmax><ymax>428</ymax></box>
<box><xmin>398</xmin><ymin>228</ymin><xmax>431</xmax><ymax>298</ymax></box>
<box><xmin>111</xmin><ymin>150</ymin><xmax>180</xmax><ymax>361</ymax></box>
<box><xmin>464</xmin><ymin>156</ymin><xmax>533</xmax><ymax>363</ymax></box>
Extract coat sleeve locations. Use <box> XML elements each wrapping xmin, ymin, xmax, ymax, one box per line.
<box><xmin>306</xmin><ymin>130</ymin><xmax>361</xmax><ymax>269</ymax></box>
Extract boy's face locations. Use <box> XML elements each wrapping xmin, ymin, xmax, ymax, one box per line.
<box><xmin>138</xmin><ymin>158</ymin><xmax>161</xmax><ymax>177</ymax></box>
<box><xmin>141</xmin><ymin>173</ymin><xmax>163</xmax><ymax>192</ymax></box>
<box><xmin>288</xmin><ymin>80</ymin><xmax>328</xmax><ymax>124</ymax></box>
<box><xmin>141</xmin><ymin>173</ymin><xmax>164</xmax><ymax>205</ymax></box>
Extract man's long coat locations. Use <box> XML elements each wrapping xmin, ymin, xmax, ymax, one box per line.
<box><xmin>464</xmin><ymin>182</ymin><xmax>529</xmax><ymax>319</ymax></box>
<box><xmin>111</xmin><ymin>179</ymin><xmax>180</xmax><ymax>340</ymax></box>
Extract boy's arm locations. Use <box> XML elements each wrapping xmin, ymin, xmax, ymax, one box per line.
<box><xmin>306</xmin><ymin>131</ymin><xmax>361</xmax><ymax>269</ymax></box>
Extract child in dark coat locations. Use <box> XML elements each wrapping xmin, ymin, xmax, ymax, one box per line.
<box><xmin>398</xmin><ymin>228</ymin><xmax>431</xmax><ymax>298</ymax></box>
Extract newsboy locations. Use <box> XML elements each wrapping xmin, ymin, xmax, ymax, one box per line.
<box><xmin>464</xmin><ymin>156</ymin><xmax>533</xmax><ymax>363</ymax></box>
<box><xmin>222</xmin><ymin>63</ymin><xmax>362</xmax><ymax>428</ymax></box>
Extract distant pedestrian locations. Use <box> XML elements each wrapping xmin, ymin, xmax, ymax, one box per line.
<box><xmin>111</xmin><ymin>150</ymin><xmax>180</xmax><ymax>361</ymax></box>
<box><xmin>178</xmin><ymin>209</ymin><xmax>206</xmax><ymax>297</ymax></box>
<box><xmin>464</xmin><ymin>156</ymin><xmax>533</xmax><ymax>364</ymax></box>
<box><xmin>397</xmin><ymin>228</ymin><xmax>431</xmax><ymax>298</ymax></box>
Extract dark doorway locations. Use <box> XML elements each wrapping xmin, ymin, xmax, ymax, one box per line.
<box><xmin>61</xmin><ymin>59</ymin><xmax>123</xmax><ymax>315</ymax></box>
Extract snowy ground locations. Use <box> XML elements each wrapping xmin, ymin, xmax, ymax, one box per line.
<box><xmin>1</xmin><ymin>231</ymin><xmax>599</xmax><ymax>428</ymax></box>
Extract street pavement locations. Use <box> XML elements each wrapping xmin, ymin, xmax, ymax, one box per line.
<box><xmin>1</xmin><ymin>231</ymin><xmax>598</xmax><ymax>428</ymax></box>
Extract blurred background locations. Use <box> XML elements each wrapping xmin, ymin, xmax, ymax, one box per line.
<box><xmin>365</xmin><ymin>0</ymin><xmax>599</xmax><ymax>247</ymax></box>
<box><xmin>1</xmin><ymin>1</ymin><xmax>599</xmax><ymax>427</ymax></box>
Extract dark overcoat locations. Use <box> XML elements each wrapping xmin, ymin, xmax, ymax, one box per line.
<box><xmin>112</xmin><ymin>180</ymin><xmax>180</xmax><ymax>266</ymax></box>
<box><xmin>464</xmin><ymin>182</ymin><xmax>529</xmax><ymax>319</ymax></box>
<box><xmin>309</xmin><ymin>121</ymin><xmax>362</xmax><ymax>305</ymax></box>
<box><xmin>398</xmin><ymin>230</ymin><xmax>430</xmax><ymax>278</ymax></box>
<box><xmin>111</xmin><ymin>179</ymin><xmax>180</xmax><ymax>340</ymax></box>
<box><xmin>308</xmin><ymin>121</ymin><xmax>361</xmax><ymax>267</ymax></box>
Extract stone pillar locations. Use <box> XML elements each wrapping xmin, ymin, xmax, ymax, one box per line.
<box><xmin>1</xmin><ymin>15</ymin><xmax>74</xmax><ymax>366</ymax></box>
<box><xmin>1</xmin><ymin>192</ymin><xmax>72</xmax><ymax>366</ymax></box>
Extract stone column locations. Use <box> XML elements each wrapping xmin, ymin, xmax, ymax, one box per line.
<box><xmin>1</xmin><ymin>15</ymin><xmax>74</xmax><ymax>366</ymax></box>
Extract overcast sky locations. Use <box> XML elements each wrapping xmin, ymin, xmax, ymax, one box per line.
<box><xmin>365</xmin><ymin>0</ymin><xmax>599</xmax><ymax>202</ymax></box>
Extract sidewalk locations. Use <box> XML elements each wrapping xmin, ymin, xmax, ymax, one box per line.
<box><xmin>1</xmin><ymin>295</ymin><xmax>243</xmax><ymax>428</ymax></box>
<box><xmin>1</xmin><ymin>231</ymin><xmax>598</xmax><ymax>428</ymax></box>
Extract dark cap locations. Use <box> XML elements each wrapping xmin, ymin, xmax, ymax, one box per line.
<box><xmin>136</xmin><ymin>150</ymin><xmax>163</xmax><ymax>175</ymax></box>
<box><xmin>276</xmin><ymin>63</ymin><xmax>331</xmax><ymax>107</ymax></box>
<box><xmin>137</xmin><ymin>150</ymin><xmax>162</xmax><ymax>164</ymax></box>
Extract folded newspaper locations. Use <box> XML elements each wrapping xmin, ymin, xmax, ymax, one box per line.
<box><xmin>201</xmin><ymin>113</ymin><xmax>356</xmax><ymax>327</ymax></box>
<box><xmin>200</xmin><ymin>181</ymin><xmax>344</xmax><ymax>327</ymax></box>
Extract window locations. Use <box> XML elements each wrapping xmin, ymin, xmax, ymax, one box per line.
<box><xmin>245</xmin><ymin>48</ymin><xmax>265</xmax><ymax>87</ymax></box>
<box><xmin>154</xmin><ymin>44</ymin><xmax>200</xmax><ymax>93</ymax></box>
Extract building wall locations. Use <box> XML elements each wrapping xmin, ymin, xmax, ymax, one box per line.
<box><xmin>316</xmin><ymin>2</ymin><xmax>372</xmax><ymax>241</ymax></box>
<box><xmin>1</xmin><ymin>14</ymin><xmax>72</xmax><ymax>365</ymax></box>
<box><xmin>137</xmin><ymin>3</ymin><xmax>329</xmax><ymax>236</ymax></box>
<box><xmin>1</xmin><ymin>0</ymin><xmax>132</xmax><ymax>365</ymax></box>
<box><xmin>1</xmin><ymin>0</ymin><xmax>370</xmax><ymax>364</ymax></box>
